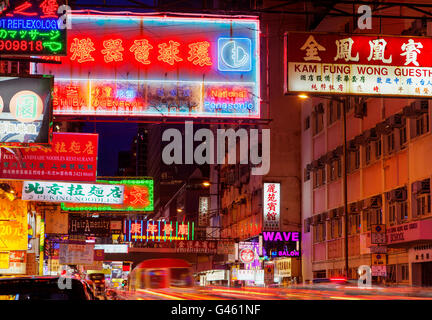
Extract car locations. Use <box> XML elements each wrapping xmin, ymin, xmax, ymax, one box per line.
<box><xmin>85</xmin><ymin>273</ymin><xmax>106</xmax><ymax>298</ymax></box>
<box><xmin>0</xmin><ymin>276</ymin><xmax>97</xmax><ymax>300</ymax></box>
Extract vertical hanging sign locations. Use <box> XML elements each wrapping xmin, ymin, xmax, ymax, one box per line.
<box><xmin>263</xmin><ymin>183</ymin><xmax>280</xmax><ymax>231</ymax></box>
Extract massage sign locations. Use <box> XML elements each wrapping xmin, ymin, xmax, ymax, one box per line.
<box><xmin>0</xmin><ymin>0</ymin><xmax>67</xmax><ymax>56</ymax></box>
<box><xmin>285</xmin><ymin>32</ymin><xmax>432</xmax><ymax>97</ymax></box>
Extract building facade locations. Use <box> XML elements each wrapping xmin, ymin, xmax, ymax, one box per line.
<box><xmin>300</xmin><ymin>15</ymin><xmax>432</xmax><ymax>286</ymax></box>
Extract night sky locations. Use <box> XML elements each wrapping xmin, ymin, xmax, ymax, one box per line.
<box><xmin>81</xmin><ymin>122</ymin><xmax>138</xmax><ymax>177</ymax></box>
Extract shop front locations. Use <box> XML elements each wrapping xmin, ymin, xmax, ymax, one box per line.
<box><xmin>387</xmin><ymin>218</ymin><xmax>432</xmax><ymax>286</ymax></box>
<box><xmin>275</xmin><ymin>258</ymin><xmax>301</xmax><ymax>286</ymax></box>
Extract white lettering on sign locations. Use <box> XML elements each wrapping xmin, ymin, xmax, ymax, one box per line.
<box><xmin>334</xmin><ymin>38</ymin><xmax>359</xmax><ymax>62</ymax></box>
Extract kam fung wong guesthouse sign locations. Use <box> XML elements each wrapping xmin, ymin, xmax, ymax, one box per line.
<box><xmin>285</xmin><ymin>32</ymin><xmax>432</xmax><ymax>97</ymax></box>
<box><xmin>22</xmin><ymin>181</ymin><xmax>125</xmax><ymax>204</ymax></box>
<box><xmin>40</xmin><ymin>14</ymin><xmax>260</xmax><ymax>118</ymax></box>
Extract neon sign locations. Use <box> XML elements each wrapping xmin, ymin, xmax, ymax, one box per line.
<box><xmin>262</xmin><ymin>231</ymin><xmax>301</xmax><ymax>258</ymax></box>
<box><xmin>263</xmin><ymin>183</ymin><xmax>280</xmax><ymax>231</ymax></box>
<box><xmin>61</xmin><ymin>179</ymin><xmax>154</xmax><ymax>212</ymax></box>
<box><xmin>38</xmin><ymin>13</ymin><xmax>260</xmax><ymax>118</ymax></box>
<box><xmin>124</xmin><ymin>220</ymin><xmax>194</xmax><ymax>242</ymax></box>
<box><xmin>0</xmin><ymin>0</ymin><xmax>66</xmax><ymax>56</ymax></box>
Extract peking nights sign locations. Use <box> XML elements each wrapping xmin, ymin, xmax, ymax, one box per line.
<box><xmin>22</xmin><ymin>180</ymin><xmax>125</xmax><ymax>204</ymax></box>
<box><xmin>38</xmin><ymin>13</ymin><xmax>260</xmax><ymax>118</ymax></box>
<box><xmin>60</xmin><ymin>179</ymin><xmax>153</xmax><ymax>212</ymax></box>
<box><xmin>0</xmin><ymin>132</ymin><xmax>98</xmax><ymax>181</ymax></box>
<box><xmin>285</xmin><ymin>32</ymin><xmax>432</xmax><ymax>97</ymax></box>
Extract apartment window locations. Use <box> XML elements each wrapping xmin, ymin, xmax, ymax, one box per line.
<box><xmin>365</xmin><ymin>143</ymin><xmax>371</xmax><ymax>165</ymax></box>
<box><xmin>416</xmin><ymin>194</ymin><xmax>431</xmax><ymax>217</ymax></box>
<box><xmin>328</xmin><ymin>100</ymin><xmax>341</xmax><ymax>125</ymax></box>
<box><xmin>348</xmin><ymin>214</ymin><xmax>361</xmax><ymax>235</ymax></box>
<box><xmin>375</xmin><ymin>140</ymin><xmax>382</xmax><ymax>159</ymax></box>
<box><xmin>304</xmin><ymin>219</ymin><xmax>311</xmax><ymax>233</ymax></box>
<box><xmin>329</xmin><ymin>158</ymin><xmax>341</xmax><ymax>182</ymax></box>
<box><xmin>365</xmin><ymin>208</ymin><xmax>383</xmax><ymax>231</ymax></box>
<box><xmin>400</xmin><ymin>201</ymin><xmax>408</xmax><ymax>222</ymax></box>
<box><xmin>314</xmin><ymin>222</ymin><xmax>326</xmax><ymax>243</ymax></box>
<box><xmin>400</xmin><ymin>264</ymin><xmax>409</xmax><ymax>281</ymax></box>
<box><xmin>330</xmin><ymin>218</ymin><xmax>342</xmax><ymax>239</ymax></box>
<box><xmin>305</xmin><ymin>116</ymin><xmax>310</xmax><ymax>130</ymax></box>
<box><xmin>389</xmin><ymin>203</ymin><xmax>397</xmax><ymax>224</ymax></box>
<box><xmin>412</xmin><ymin>113</ymin><xmax>429</xmax><ymax>138</ymax></box>
<box><xmin>330</xmin><ymin>219</ymin><xmax>336</xmax><ymax>239</ymax></box>
<box><xmin>399</xmin><ymin>126</ymin><xmax>407</xmax><ymax>147</ymax></box>
<box><xmin>304</xmin><ymin>168</ymin><xmax>311</xmax><ymax>182</ymax></box>
<box><xmin>313</xmin><ymin>167</ymin><xmax>326</xmax><ymax>188</ymax></box>
<box><xmin>348</xmin><ymin>149</ymin><xmax>360</xmax><ymax>173</ymax></box>
<box><xmin>385</xmin><ymin>132</ymin><xmax>395</xmax><ymax>154</ymax></box>
<box><xmin>312</xmin><ymin>110</ymin><xmax>324</xmax><ymax>135</ymax></box>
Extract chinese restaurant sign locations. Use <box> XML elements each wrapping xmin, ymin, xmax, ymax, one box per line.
<box><xmin>22</xmin><ymin>181</ymin><xmax>125</xmax><ymax>204</ymax></box>
<box><xmin>263</xmin><ymin>183</ymin><xmax>280</xmax><ymax>231</ymax></box>
<box><xmin>0</xmin><ymin>0</ymin><xmax>67</xmax><ymax>56</ymax></box>
<box><xmin>0</xmin><ymin>132</ymin><xmax>98</xmax><ymax>181</ymax></box>
<box><xmin>0</xmin><ymin>75</ymin><xmax>53</xmax><ymax>145</ymax></box>
<box><xmin>0</xmin><ymin>199</ymin><xmax>28</xmax><ymax>251</ymax></box>
<box><xmin>39</xmin><ymin>13</ymin><xmax>260</xmax><ymax>118</ymax></box>
<box><xmin>69</xmin><ymin>216</ymin><xmax>111</xmax><ymax>237</ymax></box>
<box><xmin>61</xmin><ymin>179</ymin><xmax>153</xmax><ymax>212</ymax></box>
<box><xmin>124</xmin><ymin>220</ymin><xmax>194</xmax><ymax>242</ymax></box>
<box><xmin>286</xmin><ymin>32</ymin><xmax>432</xmax><ymax>97</ymax></box>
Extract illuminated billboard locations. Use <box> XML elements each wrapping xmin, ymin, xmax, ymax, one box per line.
<box><xmin>0</xmin><ymin>199</ymin><xmax>28</xmax><ymax>251</ymax></box>
<box><xmin>285</xmin><ymin>32</ymin><xmax>432</xmax><ymax>97</ymax></box>
<box><xmin>124</xmin><ymin>220</ymin><xmax>194</xmax><ymax>242</ymax></box>
<box><xmin>60</xmin><ymin>179</ymin><xmax>153</xmax><ymax>212</ymax></box>
<box><xmin>0</xmin><ymin>0</ymin><xmax>67</xmax><ymax>56</ymax></box>
<box><xmin>0</xmin><ymin>132</ymin><xmax>98</xmax><ymax>181</ymax></box>
<box><xmin>38</xmin><ymin>13</ymin><xmax>260</xmax><ymax>118</ymax></box>
<box><xmin>22</xmin><ymin>180</ymin><xmax>125</xmax><ymax>204</ymax></box>
<box><xmin>263</xmin><ymin>183</ymin><xmax>280</xmax><ymax>231</ymax></box>
<box><xmin>0</xmin><ymin>75</ymin><xmax>53</xmax><ymax>146</ymax></box>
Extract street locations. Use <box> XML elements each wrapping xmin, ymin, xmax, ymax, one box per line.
<box><xmin>113</xmin><ymin>285</ymin><xmax>432</xmax><ymax>300</ymax></box>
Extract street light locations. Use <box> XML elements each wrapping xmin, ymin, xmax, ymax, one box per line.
<box><xmin>202</xmin><ymin>181</ymin><xmax>211</xmax><ymax>187</ymax></box>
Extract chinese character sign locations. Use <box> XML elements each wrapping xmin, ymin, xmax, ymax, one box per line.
<box><xmin>0</xmin><ymin>199</ymin><xmax>28</xmax><ymax>251</ymax></box>
<box><xmin>263</xmin><ymin>183</ymin><xmax>280</xmax><ymax>231</ymax></box>
<box><xmin>40</xmin><ymin>14</ymin><xmax>260</xmax><ymax>118</ymax></box>
<box><xmin>61</xmin><ymin>179</ymin><xmax>153</xmax><ymax>212</ymax></box>
<box><xmin>124</xmin><ymin>220</ymin><xmax>194</xmax><ymax>242</ymax></box>
<box><xmin>286</xmin><ymin>32</ymin><xmax>432</xmax><ymax>97</ymax></box>
<box><xmin>0</xmin><ymin>76</ymin><xmax>53</xmax><ymax>145</ymax></box>
<box><xmin>198</xmin><ymin>196</ymin><xmax>209</xmax><ymax>227</ymax></box>
<box><xmin>21</xmin><ymin>181</ymin><xmax>125</xmax><ymax>204</ymax></box>
<box><xmin>0</xmin><ymin>0</ymin><xmax>67</xmax><ymax>56</ymax></box>
<box><xmin>0</xmin><ymin>132</ymin><xmax>98</xmax><ymax>181</ymax></box>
